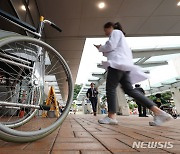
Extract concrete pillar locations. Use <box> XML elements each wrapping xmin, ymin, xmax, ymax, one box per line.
<box><xmin>82</xmin><ymin>99</ymin><xmax>86</xmax><ymax>114</ymax></box>
<box><xmin>97</xmin><ymin>95</ymin><xmax>101</xmax><ymax>114</ymax></box>
<box><xmin>171</xmin><ymin>87</ymin><xmax>180</xmax><ymax>114</ymax></box>
<box><xmin>96</xmin><ymin>87</ymin><xmax>101</xmax><ymax>114</ymax></box>
<box><xmin>116</xmin><ymin>84</ymin><xmax>130</xmax><ymax>116</ymax></box>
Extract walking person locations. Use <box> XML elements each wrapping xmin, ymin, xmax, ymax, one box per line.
<box><xmin>86</xmin><ymin>83</ymin><xmax>98</xmax><ymax>116</ymax></box>
<box><xmin>94</xmin><ymin>22</ymin><xmax>172</xmax><ymax>126</ymax></box>
<box><xmin>134</xmin><ymin>84</ymin><xmax>148</xmax><ymax>117</ymax></box>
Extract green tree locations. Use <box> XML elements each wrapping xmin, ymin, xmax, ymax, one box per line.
<box><xmin>161</xmin><ymin>91</ymin><xmax>172</xmax><ymax>101</ymax></box>
<box><xmin>128</xmin><ymin>103</ymin><xmax>138</xmax><ymax>110</ymax></box>
<box><xmin>129</xmin><ymin>103</ymin><xmax>134</xmax><ymax>110</ymax></box>
<box><xmin>148</xmin><ymin>95</ymin><xmax>156</xmax><ymax>101</ymax></box>
<box><xmin>101</xmin><ymin>95</ymin><xmax>107</xmax><ymax>102</ymax></box>
<box><xmin>148</xmin><ymin>91</ymin><xmax>172</xmax><ymax>102</ymax></box>
<box><xmin>73</xmin><ymin>84</ymin><xmax>82</xmax><ymax>100</ymax></box>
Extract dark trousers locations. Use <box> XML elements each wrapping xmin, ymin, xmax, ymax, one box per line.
<box><xmin>106</xmin><ymin>67</ymin><xmax>155</xmax><ymax>113</ymax></box>
<box><xmin>137</xmin><ymin>103</ymin><xmax>147</xmax><ymax>116</ymax></box>
<box><xmin>89</xmin><ymin>97</ymin><xmax>97</xmax><ymax>113</ymax></box>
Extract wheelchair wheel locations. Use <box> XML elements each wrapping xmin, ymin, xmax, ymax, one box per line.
<box><xmin>0</xmin><ymin>35</ymin><xmax>73</xmax><ymax>142</ymax></box>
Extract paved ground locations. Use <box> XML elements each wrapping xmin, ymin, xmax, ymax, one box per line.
<box><xmin>0</xmin><ymin>114</ymin><xmax>180</xmax><ymax>154</ymax></box>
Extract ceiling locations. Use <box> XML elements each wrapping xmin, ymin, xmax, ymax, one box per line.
<box><xmin>37</xmin><ymin>0</ymin><xmax>180</xmax><ymax>84</ymax></box>
<box><xmin>1</xmin><ymin>0</ymin><xmax>180</xmax><ymax>100</ymax></box>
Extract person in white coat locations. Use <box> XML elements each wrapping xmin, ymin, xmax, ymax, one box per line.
<box><xmin>94</xmin><ymin>22</ymin><xmax>172</xmax><ymax>126</ymax></box>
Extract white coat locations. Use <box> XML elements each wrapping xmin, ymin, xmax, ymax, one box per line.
<box><xmin>99</xmin><ymin>30</ymin><xmax>148</xmax><ymax>84</ymax></box>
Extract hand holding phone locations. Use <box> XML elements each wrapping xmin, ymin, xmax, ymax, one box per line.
<box><xmin>93</xmin><ymin>44</ymin><xmax>101</xmax><ymax>49</ymax></box>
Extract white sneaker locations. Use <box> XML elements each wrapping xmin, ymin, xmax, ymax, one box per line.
<box><xmin>149</xmin><ymin>111</ymin><xmax>173</xmax><ymax>126</ymax></box>
<box><xmin>98</xmin><ymin>116</ymin><xmax>118</xmax><ymax>125</ymax></box>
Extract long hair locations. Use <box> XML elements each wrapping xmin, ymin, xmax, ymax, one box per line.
<box><xmin>104</xmin><ymin>22</ymin><xmax>126</xmax><ymax>35</ymax></box>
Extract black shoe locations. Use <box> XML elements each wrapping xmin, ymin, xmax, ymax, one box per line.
<box><xmin>142</xmin><ymin>115</ymin><xmax>149</xmax><ymax>117</ymax></box>
<box><xmin>94</xmin><ymin>112</ymin><xmax>97</xmax><ymax>116</ymax></box>
<box><xmin>139</xmin><ymin>115</ymin><xmax>143</xmax><ymax>117</ymax></box>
